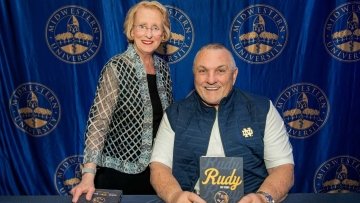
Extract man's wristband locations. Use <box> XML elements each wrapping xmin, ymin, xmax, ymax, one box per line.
<box><xmin>256</xmin><ymin>191</ymin><xmax>275</xmax><ymax>203</ymax></box>
<box><xmin>81</xmin><ymin>167</ymin><xmax>96</xmax><ymax>175</ymax></box>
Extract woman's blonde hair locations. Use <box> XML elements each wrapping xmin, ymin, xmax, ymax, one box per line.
<box><xmin>124</xmin><ymin>1</ymin><xmax>171</xmax><ymax>43</ymax></box>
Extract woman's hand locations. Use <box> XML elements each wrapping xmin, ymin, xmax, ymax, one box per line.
<box><xmin>70</xmin><ymin>173</ymin><xmax>96</xmax><ymax>203</ymax></box>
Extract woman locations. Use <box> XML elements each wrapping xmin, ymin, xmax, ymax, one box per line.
<box><xmin>71</xmin><ymin>1</ymin><xmax>173</xmax><ymax>202</ymax></box>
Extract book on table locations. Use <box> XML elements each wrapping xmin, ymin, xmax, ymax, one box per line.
<box><xmin>77</xmin><ymin>189</ymin><xmax>123</xmax><ymax>203</ymax></box>
<box><xmin>199</xmin><ymin>156</ymin><xmax>244</xmax><ymax>203</ymax></box>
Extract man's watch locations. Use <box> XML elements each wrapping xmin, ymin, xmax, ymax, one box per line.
<box><xmin>256</xmin><ymin>191</ymin><xmax>275</xmax><ymax>203</ymax></box>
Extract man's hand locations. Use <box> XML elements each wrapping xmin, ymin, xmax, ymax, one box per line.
<box><xmin>169</xmin><ymin>191</ymin><xmax>206</xmax><ymax>203</ymax></box>
<box><xmin>237</xmin><ymin>193</ymin><xmax>266</xmax><ymax>203</ymax></box>
<box><xmin>150</xmin><ymin>162</ymin><xmax>206</xmax><ymax>203</ymax></box>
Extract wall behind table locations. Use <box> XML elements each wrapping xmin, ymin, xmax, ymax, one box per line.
<box><xmin>1</xmin><ymin>0</ymin><xmax>359</xmax><ymax>195</ymax></box>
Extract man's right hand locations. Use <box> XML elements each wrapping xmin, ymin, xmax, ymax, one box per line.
<box><xmin>169</xmin><ymin>191</ymin><xmax>206</xmax><ymax>203</ymax></box>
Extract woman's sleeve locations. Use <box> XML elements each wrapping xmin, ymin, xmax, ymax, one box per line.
<box><xmin>83</xmin><ymin>61</ymin><xmax>121</xmax><ymax>164</ymax></box>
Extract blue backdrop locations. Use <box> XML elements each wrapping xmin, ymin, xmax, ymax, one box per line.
<box><xmin>1</xmin><ymin>0</ymin><xmax>359</xmax><ymax>195</ymax></box>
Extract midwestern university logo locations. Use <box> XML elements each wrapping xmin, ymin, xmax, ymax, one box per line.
<box><xmin>55</xmin><ymin>155</ymin><xmax>83</xmax><ymax>195</ymax></box>
<box><xmin>9</xmin><ymin>83</ymin><xmax>61</xmax><ymax>137</ymax></box>
<box><xmin>275</xmin><ymin>83</ymin><xmax>330</xmax><ymax>139</ymax></box>
<box><xmin>46</xmin><ymin>5</ymin><xmax>102</xmax><ymax>64</ymax></box>
<box><xmin>324</xmin><ymin>2</ymin><xmax>360</xmax><ymax>62</ymax></box>
<box><xmin>314</xmin><ymin>156</ymin><xmax>360</xmax><ymax>193</ymax></box>
<box><xmin>155</xmin><ymin>6</ymin><xmax>194</xmax><ymax>64</ymax></box>
<box><xmin>230</xmin><ymin>4</ymin><xmax>288</xmax><ymax>64</ymax></box>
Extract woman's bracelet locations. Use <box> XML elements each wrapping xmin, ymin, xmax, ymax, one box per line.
<box><xmin>81</xmin><ymin>167</ymin><xmax>97</xmax><ymax>175</ymax></box>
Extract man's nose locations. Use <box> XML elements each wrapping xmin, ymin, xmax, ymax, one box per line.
<box><xmin>206</xmin><ymin>71</ymin><xmax>217</xmax><ymax>84</ymax></box>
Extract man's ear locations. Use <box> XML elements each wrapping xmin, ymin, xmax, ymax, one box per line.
<box><xmin>232</xmin><ymin>67</ymin><xmax>238</xmax><ymax>84</ymax></box>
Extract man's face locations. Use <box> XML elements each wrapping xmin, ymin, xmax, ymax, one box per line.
<box><xmin>193</xmin><ymin>48</ymin><xmax>238</xmax><ymax>107</ymax></box>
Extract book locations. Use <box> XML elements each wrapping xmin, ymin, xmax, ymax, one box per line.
<box><xmin>77</xmin><ymin>189</ymin><xmax>123</xmax><ymax>203</ymax></box>
<box><xmin>199</xmin><ymin>157</ymin><xmax>244</xmax><ymax>203</ymax></box>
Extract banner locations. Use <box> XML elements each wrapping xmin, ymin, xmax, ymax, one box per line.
<box><xmin>1</xmin><ymin>0</ymin><xmax>359</xmax><ymax>195</ymax></box>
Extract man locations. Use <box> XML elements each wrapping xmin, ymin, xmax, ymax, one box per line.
<box><xmin>150</xmin><ymin>43</ymin><xmax>294</xmax><ymax>203</ymax></box>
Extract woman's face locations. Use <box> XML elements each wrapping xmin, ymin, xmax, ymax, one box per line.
<box><xmin>131</xmin><ymin>7</ymin><xmax>164</xmax><ymax>57</ymax></box>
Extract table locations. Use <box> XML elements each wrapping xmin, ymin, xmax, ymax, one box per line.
<box><xmin>0</xmin><ymin>193</ymin><xmax>359</xmax><ymax>203</ymax></box>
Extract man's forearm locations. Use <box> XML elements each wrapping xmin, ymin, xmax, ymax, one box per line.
<box><xmin>150</xmin><ymin>162</ymin><xmax>183</xmax><ymax>203</ymax></box>
<box><xmin>257</xmin><ymin>164</ymin><xmax>294</xmax><ymax>202</ymax></box>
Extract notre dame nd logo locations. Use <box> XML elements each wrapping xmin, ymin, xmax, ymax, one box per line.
<box><xmin>230</xmin><ymin>4</ymin><xmax>288</xmax><ymax>64</ymax></box>
<box><xmin>155</xmin><ymin>6</ymin><xmax>194</xmax><ymax>64</ymax></box>
<box><xmin>314</xmin><ymin>156</ymin><xmax>360</xmax><ymax>193</ymax></box>
<box><xmin>9</xmin><ymin>83</ymin><xmax>61</xmax><ymax>137</ymax></box>
<box><xmin>324</xmin><ymin>2</ymin><xmax>360</xmax><ymax>62</ymax></box>
<box><xmin>46</xmin><ymin>6</ymin><xmax>102</xmax><ymax>64</ymax></box>
<box><xmin>275</xmin><ymin>83</ymin><xmax>330</xmax><ymax>139</ymax></box>
<box><xmin>55</xmin><ymin>155</ymin><xmax>83</xmax><ymax>195</ymax></box>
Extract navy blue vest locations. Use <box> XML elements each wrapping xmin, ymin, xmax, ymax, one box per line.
<box><xmin>166</xmin><ymin>88</ymin><xmax>270</xmax><ymax>193</ymax></box>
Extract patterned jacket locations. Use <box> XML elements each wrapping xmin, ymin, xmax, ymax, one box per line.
<box><xmin>83</xmin><ymin>44</ymin><xmax>173</xmax><ymax>174</ymax></box>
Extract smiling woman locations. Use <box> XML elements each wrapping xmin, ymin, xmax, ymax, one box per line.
<box><xmin>69</xmin><ymin>1</ymin><xmax>173</xmax><ymax>202</ymax></box>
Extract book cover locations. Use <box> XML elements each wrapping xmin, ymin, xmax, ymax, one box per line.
<box><xmin>199</xmin><ymin>157</ymin><xmax>244</xmax><ymax>203</ymax></box>
<box><xmin>77</xmin><ymin>189</ymin><xmax>123</xmax><ymax>203</ymax></box>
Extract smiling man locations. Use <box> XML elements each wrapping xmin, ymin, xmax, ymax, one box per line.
<box><xmin>150</xmin><ymin>43</ymin><xmax>294</xmax><ymax>203</ymax></box>
<box><xmin>193</xmin><ymin>44</ymin><xmax>238</xmax><ymax>107</ymax></box>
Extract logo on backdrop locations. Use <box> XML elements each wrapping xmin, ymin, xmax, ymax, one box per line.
<box><xmin>314</xmin><ymin>156</ymin><xmax>360</xmax><ymax>193</ymax></box>
<box><xmin>324</xmin><ymin>2</ymin><xmax>360</xmax><ymax>62</ymax></box>
<box><xmin>274</xmin><ymin>83</ymin><xmax>329</xmax><ymax>139</ymax></box>
<box><xmin>55</xmin><ymin>155</ymin><xmax>83</xmax><ymax>195</ymax></box>
<box><xmin>46</xmin><ymin>5</ymin><xmax>102</xmax><ymax>64</ymax></box>
<box><xmin>9</xmin><ymin>83</ymin><xmax>61</xmax><ymax>137</ymax></box>
<box><xmin>230</xmin><ymin>4</ymin><xmax>288</xmax><ymax>64</ymax></box>
<box><xmin>155</xmin><ymin>6</ymin><xmax>194</xmax><ymax>64</ymax></box>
